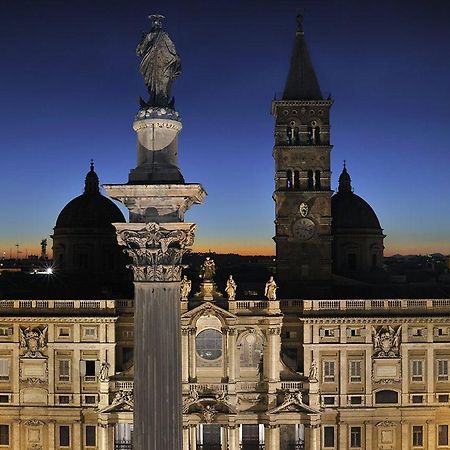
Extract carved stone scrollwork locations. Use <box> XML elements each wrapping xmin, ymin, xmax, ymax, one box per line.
<box><xmin>116</xmin><ymin>222</ymin><xmax>196</xmax><ymax>282</ymax></box>
<box><xmin>268</xmin><ymin>327</ymin><xmax>281</xmax><ymax>335</ymax></box>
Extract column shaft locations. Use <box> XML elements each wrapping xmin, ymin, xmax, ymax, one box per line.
<box><xmin>227</xmin><ymin>426</ymin><xmax>240</xmax><ymax>450</ymax></box>
<box><xmin>134</xmin><ymin>282</ymin><xmax>182</xmax><ymax>450</ymax></box>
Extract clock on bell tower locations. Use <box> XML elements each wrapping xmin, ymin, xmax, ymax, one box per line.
<box><xmin>272</xmin><ymin>15</ymin><xmax>332</xmax><ymax>285</ymax></box>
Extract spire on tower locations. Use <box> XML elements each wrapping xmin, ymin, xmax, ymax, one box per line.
<box><xmin>282</xmin><ymin>15</ymin><xmax>323</xmax><ymax>101</ymax></box>
<box><xmin>338</xmin><ymin>161</ymin><xmax>352</xmax><ymax>193</ymax></box>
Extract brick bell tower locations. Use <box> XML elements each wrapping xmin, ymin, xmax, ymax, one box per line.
<box><xmin>272</xmin><ymin>15</ymin><xmax>332</xmax><ymax>288</ymax></box>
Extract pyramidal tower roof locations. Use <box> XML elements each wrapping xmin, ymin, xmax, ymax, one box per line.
<box><xmin>283</xmin><ymin>15</ymin><xmax>323</xmax><ymax>101</ymax></box>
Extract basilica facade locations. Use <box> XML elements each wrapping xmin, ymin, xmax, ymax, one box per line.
<box><xmin>0</xmin><ymin>14</ymin><xmax>449</xmax><ymax>450</ymax></box>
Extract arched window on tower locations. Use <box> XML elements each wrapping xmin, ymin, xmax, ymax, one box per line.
<box><xmin>307</xmin><ymin>170</ymin><xmax>314</xmax><ymax>190</ymax></box>
<box><xmin>286</xmin><ymin>170</ymin><xmax>293</xmax><ymax>189</ymax></box>
<box><xmin>314</xmin><ymin>170</ymin><xmax>321</xmax><ymax>190</ymax></box>
<box><xmin>294</xmin><ymin>127</ymin><xmax>300</xmax><ymax>145</ymax></box>
<box><xmin>293</xmin><ymin>170</ymin><xmax>300</xmax><ymax>189</ymax></box>
<box><xmin>286</xmin><ymin>126</ymin><xmax>293</xmax><ymax>145</ymax></box>
<box><xmin>307</xmin><ymin>127</ymin><xmax>313</xmax><ymax>145</ymax></box>
<box><xmin>314</xmin><ymin>126</ymin><xmax>321</xmax><ymax>145</ymax></box>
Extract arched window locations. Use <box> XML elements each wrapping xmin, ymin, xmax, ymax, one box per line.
<box><xmin>307</xmin><ymin>170</ymin><xmax>314</xmax><ymax>190</ymax></box>
<box><xmin>375</xmin><ymin>390</ymin><xmax>398</xmax><ymax>404</ymax></box>
<box><xmin>314</xmin><ymin>126</ymin><xmax>321</xmax><ymax>145</ymax></box>
<box><xmin>196</xmin><ymin>329</ymin><xmax>222</xmax><ymax>361</ymax></box>
<box><xmin>294</xmin><ymin>127</ymin><xmax>300</xmax><ymax>145</ymax></box>
<box><xmin>293</xmin><ymin>170</ymin><xmax>300</xmax><ymax>189</ymax></box>
<box><xmin>240</xmin><ymin>333</ymin><xmax>264</xmax><ymax>368</ymax></box>
<box><xmin>307</xmin><ymin>127</ymin><xmax>312</xmax><ymax>144</ymax></box>
<box><xmin>286</xmin><ymin>170</ymin><xmax>293</xmax><ymax>189</ymax></box>
<box><xmin>286</xmin><ymin>126</ymin><xmax>293</xmax><ymax>145</ymax></box>
<box><xmin>314</xmin><ymin>170</ymin><xmax>321</xmax><ymax>190</ymax></box>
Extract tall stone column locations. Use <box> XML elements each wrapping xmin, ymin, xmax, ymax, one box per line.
<box><xmin>103</xmin><ymin>219</ymin><xmax>204</xmax><ymax>450</ymax></box>
<box><xmin>105</xmin><ymin>15</ymin><xmax>206</xmax><ymax>450</ymax></box>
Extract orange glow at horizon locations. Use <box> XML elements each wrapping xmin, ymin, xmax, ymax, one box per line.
<box><xmin>0</xmin><ymin>241</ymin><xmax>448</xmax><ymax>260</ymax></box>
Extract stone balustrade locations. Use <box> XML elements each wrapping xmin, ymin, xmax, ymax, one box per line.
<box><xmin>0</xmin><ymin>299</ymin><xmax>117</xmax><ymax>310</ymax></box>
<box><xmin>303</xmin><ymin>298</ymin><xmax>450</xmax><ymax>312</ymax></box>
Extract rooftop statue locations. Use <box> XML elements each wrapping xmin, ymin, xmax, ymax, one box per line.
<box><xmin>136</xmin><ymin>14</ymin><xmax>181</xmax><ymax>108</ymax></box>
<box><xmin>199</xmin><ymin>257</ymin><xmax>216</xmax><ymax>281</ymax></box>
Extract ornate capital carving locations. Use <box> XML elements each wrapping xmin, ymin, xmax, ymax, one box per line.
<box><xmin>268</xmin><ymin>327</ymin><xmax>281</xmax><ymax>336</ymax></box>
<box><xmin>116</xmin><ymin>222</ymin><xmax>196</xmax><ymax>282</ymax></box>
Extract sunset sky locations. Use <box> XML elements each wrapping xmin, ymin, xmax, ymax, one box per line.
<box><xmin>0</xmin><ymin>0</ymin><xmax>449</xmax><ymax>257</ymax></box>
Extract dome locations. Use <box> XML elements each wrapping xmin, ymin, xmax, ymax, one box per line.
<box><xmin>55</xmin><ymin>162</ymin><xmax>125</xmax><ymax>229</ymax></box>
<box><xmin>332</xmin><ymin>192</ymin><xmax>382</xmax><ymax>230</ymax></box>
<box><xmin>331</xmin><ymin>164</ymin><xmax>382</xmax><ymax>231</ymax></box>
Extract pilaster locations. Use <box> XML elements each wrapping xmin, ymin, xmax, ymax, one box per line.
<box><xmin>188</xmin><ymin>327</ymin><xmax>197</xmax><ymax>382</ymax></box>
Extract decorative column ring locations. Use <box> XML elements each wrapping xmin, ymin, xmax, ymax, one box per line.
<box><xmin>115</xmin><ymin>222</ymin><xmax>196</xmax><ymax>282</ymax></box>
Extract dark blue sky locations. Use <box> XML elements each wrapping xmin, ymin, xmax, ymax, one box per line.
<box><xmin>1</xmin><ymin>0</ymin><xmax>449</xmax><ymax>256</ymax></box>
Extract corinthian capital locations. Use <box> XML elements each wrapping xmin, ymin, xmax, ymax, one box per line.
<box><xmin>114</xmin><ymin>222</ymin><xmax>196</xmax><ymax>282</ymax></box>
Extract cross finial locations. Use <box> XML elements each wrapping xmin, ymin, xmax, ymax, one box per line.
<box><xmin>343</xmin><ymin>159</ymin><xmax>346</xmax><ymax>169</ymax></box>
<box><xmin>90</xmin><ymin>159</ymin><xmax>94</xmax><ymax>171</ymax></box>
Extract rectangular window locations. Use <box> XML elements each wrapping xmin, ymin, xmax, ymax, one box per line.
<box><xmin>412</xmin><ymin>395</ymin><xmax>423</xmax><ymax>404</ymax></box>
<box><xmin>0</xmin><ymin>425</ymin><xmax>9</xmax><ymax>445</ymax></box>
<box><xmin>58</xmin><ymin>395</ymin><xmax>70</xmax><ymax>404</ymax></box>
<box><xmin>323</xmin><ymin>396</ymin><xmax>336</xmax><ymax>406</ymax></box>
<box><xmin>81</xmin><ymin>359</ymin><xmax>99</xmax><ymax>382</ymax></box>
<box><xmin>438</xmin><ymin>394</ymin><xmax>449</xmax><ymax>403</ymax></box>
<box><xmin>83</xmin><ymin>327</ymin><xmax>98</xmax><ymax>339</ymax></box>
<box><xmin>350</xmin><ymin>426</ymin><xmax>361</xmax><ymax>448</ymax></box>
<box><xmin>58</xmin><ymin>327</ymin><xmax>70</xmax><ymax>337</ymax></box>
<box><xmin>0</xmin><ymin>395</ymin><xmax>9</xmax><ymax>404</ymax></box>
<box><xmin>59</xmin><ymin>425</ymin><xmax>70</xmax><ymax>447</ymax></box>
<box><xmin>84</xmin><ymin>395</ymin><xmax>97</xmax><ymax>405</ymax></box>
<box><xmin>411</xmin><ymin>360</ymin><xmax>424</xmax><ymax>382</ymax></box>
<box><xmin>350</xmin><ymin>396</ymin><xmax>362</xmax><ymax>405</ymax></box>
<box><xmin>438</xmin><ymin>425</ymin><xmax>449</xmax><ymax>446</ymax></box>
<box><xmin>0</xmin><ymin>358</ymin><xmax>10</xmax><ymax>381</ymax></box>
<box><xmin>412</xmin><ymin>425</ymin><xmax>423</xmax><ymax>447</ymax></box>
<box><xmin>349</xmin><ymin>360</ymin><xmax>362</xmax><ymax>383</ymax></box>
<box><xmin>323</xmin><ymin>426</ymin><xmax>335</xmax><ymax>447</ymax></box>
<box><xmin>0</xmin><ymin>327</ymin><xmax>12</xmax><ymax>337</ymax></box>
<box><xmin>323</xmin><ymin>361</ymin><xmax>335</xmax><ymax>383</ymax></box>
<box><xmin>438</xmin><ymin>360</ymin><xmax>449</xmax><ymax>382</ymax></box>
<box><xmin>58</xmin><ymin>359</ymin><xmax>71</xmax><ymax>382</ymax></box>
<box><xmin>85</xmin><ymin>425</ymin><xmax>96</xmax><ymax>446</ymax></box>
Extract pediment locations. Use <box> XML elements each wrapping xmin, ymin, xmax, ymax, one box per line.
<box><xmin>99</xmin><ymin>399</ymin><xmax>133</xmax><ymax>413</ymax></box>
<box><xmin>268</xmin><ymin>399</ymin><xmax>319</xmax><ymax>415</ymax></box>
<box><xmin>182</xmin><ymin>302</ymin><xmax>237</xmax><ymax>321</ymax></box>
